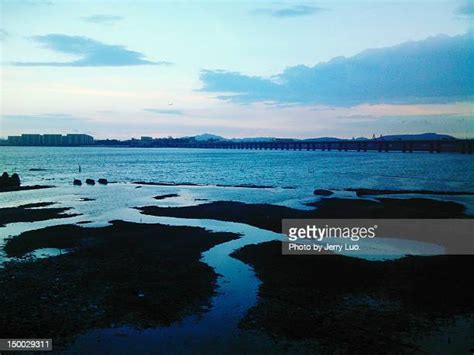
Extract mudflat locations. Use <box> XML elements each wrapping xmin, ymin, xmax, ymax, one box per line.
<box><xmin>0</xmin><ymin>221</ymin><xmax>239</xmax><ymax>346</ymax></box>
<box><xmin>232</xmin><ymin>241</ymin><xmax>474</xmax><ymax>353</ymax></box>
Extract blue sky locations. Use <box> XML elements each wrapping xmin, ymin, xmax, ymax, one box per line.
<box><xmin>0</xmin><ymin>0</ymin><xmax>472</xmax><ymax>139</ymax></box>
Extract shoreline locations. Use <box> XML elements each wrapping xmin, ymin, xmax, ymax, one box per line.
<box><xmin>0</xmin><ymin>185</ymin><xmax>54</xmax><ymax>193</ymax></box>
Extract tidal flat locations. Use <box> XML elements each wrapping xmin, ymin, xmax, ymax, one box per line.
<box><xmin>0</xmin><ymin>221</ymin><xmax>238</xmax><ymax>347</ymax></box>
<box><xmin>0</xmin><ymin>201</ymin><xmax>80</xmax><ymax>227</ymax></box>
<box><xmin>138</xmin><ymin>196</ymin><xmax>469</xmax><ymax>233</ymax></box>
<box><xmin>232</xmin><ymin>241</ymin><xmax>474</xmax><ymax>353</ymax></box>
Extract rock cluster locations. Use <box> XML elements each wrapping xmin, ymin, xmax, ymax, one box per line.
<box><xmin>73</xmin><ymin>178</ymin><xmax>108</xmax><ymax>186</ymax></box>
<box><xmin>0</xmin><ymin>172</ymin><xmax>21</xmax><ymax>188</ymax></box>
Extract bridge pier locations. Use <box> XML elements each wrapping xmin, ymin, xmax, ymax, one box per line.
<box><xmin>184</xmin><ymin>139</ymin><xmax>471</xmax><ymax>154</ymax></box>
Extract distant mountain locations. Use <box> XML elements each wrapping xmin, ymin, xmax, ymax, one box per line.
<box><xmin>375</xmin><ymin>133</ymin><xmax>456</xmax><ymax>141</ymax></box>
<box><xmin>192</xmin><ymin>133</ymin><xmax>225</xmax><ymax>141</ymax></box>
<box><xmin>191</xmin><ymin>134</ymin><xmax>277</xmax><ymax>142</ymax></box>
<box><xmin>303</xmin><ymin>137</ymin><xmax>342</xmax><ymax>142</ymax></box>
<box><xmin>189</xmin><ymin>132</ymin><xmax>457</xmax><ymax>142</ymax></box>
<box><xmin>230</xmin><ymin>137</ymin><xmax>276</xmax><ymax>142</ymax></box>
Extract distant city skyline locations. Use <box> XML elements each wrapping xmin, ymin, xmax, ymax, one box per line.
<box><xmin>1</xmin><ymin>0</ymin><xmax>473</xmax><ymax>139</ymax></box>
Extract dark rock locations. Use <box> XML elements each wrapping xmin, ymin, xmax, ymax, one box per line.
<box><xmin>0</xmin><ymin>172</ymin><xmax>21</xmax><ymax>188</ymax></box>
<box><xmin>73</xmin><ymin>179</ymin><xmax>82</xmax><ymax>186</ymax></box>
<box><xmin>98</xmin><ymin>178</ymin><xmax>108</xmax><ymax>185</ymax></box>
<box><xmin>313</xmin><ymin>189</ymin><xmax>333</xmax><ymax>196</ymax></box>
<box><xmin>0</xmin><ymin>172</ymin><xmax>10</xmax><ymax>187</ymax></box>
<box><xmin>11</xmin><ymin>173</ymin><xmax>20</xmax><ymax>187</ymax></box>
<box><xmin>85</xmin><ymin>179</ymin><xmax>95</xmax><ymax>185</ymax></box>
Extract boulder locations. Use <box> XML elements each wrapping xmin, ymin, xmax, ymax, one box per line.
<box><xmin>0</xmin><ymin>172</ymin><xmax>10</xmax><ymax>187</ymax></box>
<box><xmin>11</xmin><ymin>173</ymin><xmax>21</xmax><ymax>187</ymax></box>
<box><xmin>73</xmin><ymin>179</ymin><xmax>82</xmax><ymax>186</ymax></box>
<box><xmin>0</xmin><ymin>172</ymin><xmax>21</xmax><ymax>188</ymax></box>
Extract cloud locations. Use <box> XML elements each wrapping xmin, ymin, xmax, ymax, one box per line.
<box><xmin>457</xmin><ymin>0</ymin><xmax>474</xmax><ymax>16</ymax></box>
<box><xmin>252</xmin><ymin>5</ymin><xmax>323</xmax><ymax>18</ymax></box>
<box><xmin>2</xmin><ymin>113</ymin><xmax>86</xmax><ymax>131</ymax></box>
<box><xmin>13</xmin><ymin>34</ymin><xmax>170</xmax><ymax>67</ymax></box>
<box><xmin>200</xmin><ymin>33</ymin><xmax>474</xmax><ymax>106</ymax></box>
<box><xmin>144</xmin><ymin>108</ymin><xmax>185</xmax><ymax>115</ymax></box>
<box><xmin>81</xmin><ymin>15</ymin><xmax>124</xmax><ymax>25</ymax></box>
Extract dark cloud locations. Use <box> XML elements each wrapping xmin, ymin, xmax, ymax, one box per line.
<box><xmin>144</xmin><ymin>108</ymin><xmax>185</xmax><ymax>115</ymax></box>
<box><xmin>200</xmin><ymin>33</ymin><xmax>474</xmax><ymax>106</ymax></box>
<box><xmin>252</xmin><ymin>5</ymin><xmax>323</xmax><ymax>18</ymax></box>
<box><xmin>13</xmin><ymin>34</ymin><xmax>170</xmax><ymax>67</ymax></box>
<box><xmin>81</xmin><ymin>15</ymin><xmax>124</xmax><ymax>25</ymax></box>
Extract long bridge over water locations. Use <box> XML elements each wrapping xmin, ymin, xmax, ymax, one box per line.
<box><xmin>149</xmin><ymin>139</ymin><xmax>473</xmax><ymax>154</ymax></box>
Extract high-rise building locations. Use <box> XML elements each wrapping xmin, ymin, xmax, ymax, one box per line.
<box><xmin>66</xmin><ymin>134</ymin><xmax>94</xmax><ymax>145</ymax></box>
<box><xmin>43</xmin><ymin>134</ymin><xmax>64</xmax><ymax>146</ymax></box>
<box><xmin>6</xmin><ymin>134</ymin><xmax>94</xmax><ymax>146</ymax></box>
<box><xmin>21</xmin><ymin>134</ymin><xmax>42</xmax><ymax>145</ymax></box>
<box><xmin>7</xmin><ymin>136</ymin><xmax>21</xmax><ymax>145</ymax></box>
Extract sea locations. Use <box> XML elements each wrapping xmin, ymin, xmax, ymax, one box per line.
<box><xmin>1</xmin><ymin>146</ymin><xmax>473</xmax><ymax>353</ymax></box>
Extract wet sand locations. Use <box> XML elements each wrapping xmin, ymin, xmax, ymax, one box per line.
<box><xmin>232</xmin><ymin>241</ymin><xmax>474</xmax><ymax>353</ymax></box>
<box><xmin>0</xmin><ymin>221</ymin><xmax>239</xmax><ymax>346</ymax></box>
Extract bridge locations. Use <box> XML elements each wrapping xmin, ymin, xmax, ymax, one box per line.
<box><xmin>150</xmin><ymin>140</ymin><xmax>473</xmax><ymax>154</ymax></box>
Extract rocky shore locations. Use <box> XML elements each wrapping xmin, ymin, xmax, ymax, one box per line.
<box><xmin>0</xmin><ymin>171</ymin><xmax>53</xmax><ymax>193</ymax></box>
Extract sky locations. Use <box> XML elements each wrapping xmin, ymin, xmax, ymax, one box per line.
<box><xmin>0</xmin><ymin>0</ymin><xmax>473</xmax><ymax>139</ymax></box>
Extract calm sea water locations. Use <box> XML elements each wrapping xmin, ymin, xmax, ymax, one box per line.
<box><xmin>2</xmin><ymin>146</ymin><xmax>473</xmax><ymax>191</ymax></box>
